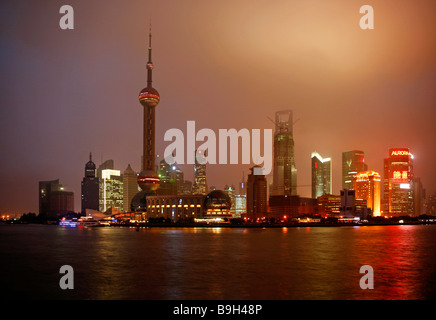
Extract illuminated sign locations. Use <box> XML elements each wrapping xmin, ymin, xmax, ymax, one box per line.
<box><xmin>391</xmin><ymin>150</ymin><xmax>409</xmax><ymax>156</ymax></box>
<box><xmin>392</xmin><ymin>170</ymin><xmax>408</xmax><ymax>182</ymax></box>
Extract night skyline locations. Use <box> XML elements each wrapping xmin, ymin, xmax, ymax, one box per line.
<box><xmin>1</xmin><ymin>0</ymin><xmax>436</xmax><ymax>215</ymax></box>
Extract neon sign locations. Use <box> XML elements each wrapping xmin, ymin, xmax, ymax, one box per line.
<box><xmin>392</xmin><ymin>170</ymin><xmax>408</xmax><ymax>181</ymax></box>
<box><xmin>391</xmin><ymin>150</ymin><xmax>409</xmax><ymax>156</ymax></box>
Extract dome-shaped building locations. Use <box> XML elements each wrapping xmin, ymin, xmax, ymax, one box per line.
<box><xmin>203</xmin><ymin>190</ymin><xmax>232</xmax><ymax>221</ymax></box>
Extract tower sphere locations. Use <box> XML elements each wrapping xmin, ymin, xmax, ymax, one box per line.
<box><xmin>139</xmin><ymin>87</ymin><xmax>160</xmax><ymax>108</ymax></box>
<box><xmin>137</xmin><ymin>169</ymin><xmax>160</xmax><ymax>192</ymax></box>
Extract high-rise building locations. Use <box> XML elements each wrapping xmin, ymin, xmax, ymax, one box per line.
<box><xmin>157</xmin><ymin>159</ymin><xmax>184</xmax><ymax>195</ymax></box>
<box><xmin>311</xmin><ymin>151</ymin><xmax>332</xmax><ymax>199</ymax></box>
<box><xmin>234</xmin><ymin>194</ymin><xmax>246</xmax><ymax>217</ymax></box>
<box><xmin>97</xmin><ymin>159</ymin><xmax>114</xmax><ymax>179</ymax></box>
<box><xmin>342</xmin><ymin>150</ymin><xmax>368</xmax><ymax>190</ymax></box>
<box><xmin>247</xmin><ymin>166</ymin><xmax>267</xmax><ymax>219</ymax></box>
<box><xmin>224</xmin><ymin>184</ymin><xmax>236</xmax><ymax>216</ymax></box>
<box><xmin>123</xmin><ymin>164</ymin><xmax>139</xmax><ymax>212</ymax></box>
<box><xmin>383</xmin><ymin>148</ymin><xmax>414</xmax><ymax>216</ymax></box>
<box><xmin>413</xmin><ymin>177</ymin><xmax>425</xmax><ymax>217</ymax></box>
<box><xmin>81</xmin><ymin>153</ymin><xmax>99</xmax><ymax>214</ymax></box>
<box><xmin>353</xmin><ymin>171</ymin><xmax>381</xmax><ymax>216</ymax></box>
<box><xmin>271</xmin><ymin>110</ymin><xmax>297</xmax><ymax>196</ymax></box>
<box><xmin>99</xmin><ymin>169</ymin><xmax>123</xmax><ymax>213</ymax></box>
<box><xmin>39</xmin><ymin>179</ymin><xmax>74</xmax><ymax>217</ymax></box>
<box><xmin>192</xmin><ymin>149</ymin><xmax>208</xmax><ymax>195</ymax></box>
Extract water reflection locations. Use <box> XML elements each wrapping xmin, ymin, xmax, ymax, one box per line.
<box><xmin>1</xmin><ymin>224</ymin><xmax>435</xmax><ymax>299</ymax></box>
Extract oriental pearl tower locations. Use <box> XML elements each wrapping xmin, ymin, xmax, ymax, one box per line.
<box><xmin>131</xmin><ymin>27</ymin><xmax>160</xmax><ymax>211</ymax></box>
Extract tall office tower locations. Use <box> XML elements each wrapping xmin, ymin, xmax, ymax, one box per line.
<box><xmin>157</xmin><ymin>159</ymin><xmax>184</xmax><ymax>195</ymax></box>
<box><xmin>239</xmin><ymin>172</ymin><xmax>246</xmax><ymax>196</ymax></box>
<box><xmin>342</xmin><ymin>150</ymin><xmax>368</xmax><ymax>190</ymax></box>
<box><xmin>271</xmin><ymin>110</ymin><xmax>297</xmax><ymax>196</ymax></box>
<box><xmin>413</xmin><ymin>177</ymin><xmax>425</xmax><ymax>217</ymax></box>
<box><xmin>425</xmin><ymin>191</ymin><xmax>436</xmax><ymax>215</ymax></box>
<box><xmin>247</xmin><ymin>166</ymin><xmax>267</xmax><ymax>219</ymax></box>
<box><xmin>311</xmin><ymin>151</ymin><xmax>332</xmax><ymax>199</ymax></box>
<box><xmin>192</xmin><ymin>149</ymin><xmax>208</xmax><ymax>195</ymax></box>
<box><xmin>39</xmin><ymin>179</ymin><xmax>74</xmax><ymax>217</ymax></box>
<box><xmin>383</xmin><ymin>148</ymin><xmax>414</xmax><ymax>216</ymax></box>
<box><xmin>353</xmin><ymin>171</ymin><xmax>381</xmax><ymax>216</ymax></box>
<box><xmin>97</xmin><ymin>159</ymin><xmax>114</xmax><ymax>179</ymax></box>
<box><xmin>123</xmin><ymin>164</ymin><xmax>139</xmax><ymax>212</ymax></box>
<box><xmin>81</xmin><ymin>153</ymin><xmax>99</xmax><ymax>214</ymax></box>
<box><xmin>224</xmin><ymin>184</ymin><xmax>236</xmax><ymax>216</ymax></box>
<box><xmin>234</xmin><ymin>195</ymin><xmax>247</xmax><ymax>217</ymax></box>
<box><xmin>99</xmin><ymin>169</ymin><xmax>123</xmax><ymax>213</ymax></box>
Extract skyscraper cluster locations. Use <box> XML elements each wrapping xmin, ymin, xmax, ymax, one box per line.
<box><xmin>37</xmin><ymin>30</ymin><xmax>429</xmax><ymax>222</ymax></box>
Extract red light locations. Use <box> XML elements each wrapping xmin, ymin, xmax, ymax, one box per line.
<box><xmin>315</xmin><ymin>162</ymin><xmax>318</xmax><ymax>168</ymax></box>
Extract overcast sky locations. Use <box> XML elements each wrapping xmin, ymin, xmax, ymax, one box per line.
<box><xmin>1</xmin><ymin>0</ymin><xmax>435</xmax><ymax>214</ymax></box>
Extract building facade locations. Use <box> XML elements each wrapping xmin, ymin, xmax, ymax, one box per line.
<box><xmin>99</xmin><ymin>169</ymin><xmax>123</xmax><ymax>213</ymax></box>
<box><xmin>81</xmin><ymin>153</ymin><xmax>99</xmax><ymax>214</ymax></box>
<box><xmin>383</xmin><ymin>148</ymin><xmax>414</xmax><ymax>216</ymax></box>
<box><xmin>311</xmin><ymin>151</ymin><xmax>332</xmax><ymax>199</ymax></box>
<box><xmin>247</xmin><ymin>166</ymin><xmax>268</xmax><ymax>219</ymax></box>
<box><xmin>353</xmin><ymin>171</ymin><xmax>381</xmax><ymax>216</ymax></box>
<box><xmin>342</xmin><ymin>150</ymin><xmax>368</xmax><ymax>190</ymax></box>
<box><xmin>123</xmin><ymin>164</ymin><xmax>139</xmax><ymax>212</ymax></box>
<box><xmin>39</xmin><ymin>179</ymin><xmax>74</xmax><ymax>217</ymax></box>
<box><xmin>192</xmin><ymin>149</ymin><xmax>208</xmax><ymax>195</ymax></box>
<box><xmin>271</xmin><ymin>110</ymin><xmax>297</xmax><ymax>196</ymax></box>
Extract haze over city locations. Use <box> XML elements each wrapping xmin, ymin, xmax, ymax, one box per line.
<box><xmin>1</xmin><ymin>0</ymin><xmax>435</xmax><ymax>215</ymax></box>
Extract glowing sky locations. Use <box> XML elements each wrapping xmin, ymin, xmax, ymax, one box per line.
<box><xmin>1</xmin><ymin>0</ymin><xmax>435</xmax><ymax>214</ymax></box>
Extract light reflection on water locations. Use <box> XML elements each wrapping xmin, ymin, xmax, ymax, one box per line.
<box><xmin>1</xmin><ymin>224</ymin><xmax>435</xmax><ymax>300</ymax></box>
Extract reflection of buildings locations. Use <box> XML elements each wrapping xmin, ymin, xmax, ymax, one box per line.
<box><xmin>123</xmin><ymin>164</ymin><xmax>138</xmax><ymax>212</ymax></box>
<box><xmin>383</xmin><ymin>148</ymin><xmax>414</xmax><ymax>216</ymax></box>
<box><xmin>271</xmin><ymin>110</ymin><xmax>297</xmax><ymax>196</ymax></box>
<box><xmin>192</xmin><ymin>149</ymin><xmax>208</xmax><ymax>195</ymax></box>
<box><xmin>311</xmin><ymin>151</ymin><xmax>332</xmax><ymax>199</ymax></box>
<box><xmin>39</xmin><ymin>179</ymin><xmax>74</xmax><ymax>217</ymax></box>
<box><xmin>81</xmin><ymin>153</ymin><xmax>99</xmax><ymax>214</ymax></box>
<box><xmin>342</xmin><ymin>150</ymin><xmax>367</xmax><ymax>190</ymax></box>
<box><xmin>353</xmin><ymin>171</ymin><xmax>381</xmax><ymax>216</ymax></box>
<box><xmin>99</xmin><ymin>169</ymin><xmax>123</xmax><ymax>213</ymax></box>
<box><xmin>247</xmin><ymin>166</ymin><xmax>268</xmax><ymax>219</ymax></box>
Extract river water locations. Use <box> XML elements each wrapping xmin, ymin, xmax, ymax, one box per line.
<box><xmin>1</xmin><ymin>224</ymin><xmax>435</xmax><ymax>300</ymax></box>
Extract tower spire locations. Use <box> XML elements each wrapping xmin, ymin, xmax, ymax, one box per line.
<box><xmin>146</xmin><ymin>24</ymin><xmax>154</xmax><ymax>88</ymax></box>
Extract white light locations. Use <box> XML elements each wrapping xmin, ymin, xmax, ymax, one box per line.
<box><xmin>400</xmin><ymin>183</ymin><xmax>410</xmax><ymax>189</ymax></box>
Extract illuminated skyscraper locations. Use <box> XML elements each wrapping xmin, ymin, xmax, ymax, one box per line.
<box><xmin>81</xmin><ymin>153</ymin><xmax>99</xmax><ymax>214</ymax></box>
<box><xmin>99</xmin><ymin>169</ymin><xmax>123</xmax><ymax>213</ymax></box>
<box><xmin>271</xmin><ymin>110</ymin><xmax>297</xmax><ymax>196</ymax></box>
<box><xmin>311</xmin><ymin>151</ymin><xmax>332</xmax><ymax>199</ymax></box>
<box><xmin>192</xmin><ymin>149</ymin><xmax>208</xmax><ymax>195</ymax></box>
<box><xmin>383</xmin><ymin>148</ymin><xmax>414</xmax><ymax>216</ymax></box>
<box><xmin>123</xmin><ymin>164</ymin><xmax>139</xmax><ymax>212</ymax></box>
<box><xmin>157</xmin><ymin>159</ymin><xmax>184</xmax><ymax>195</ymax></box>
<box><xmin>342</xmin><ymin>150</ymin><xmax>368</xmax><ymax>190</ymax></box>
<box><xmin>353</xmin><ymin>171</ymin><xmax>381</xmax><ymax>216</ymax></box>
